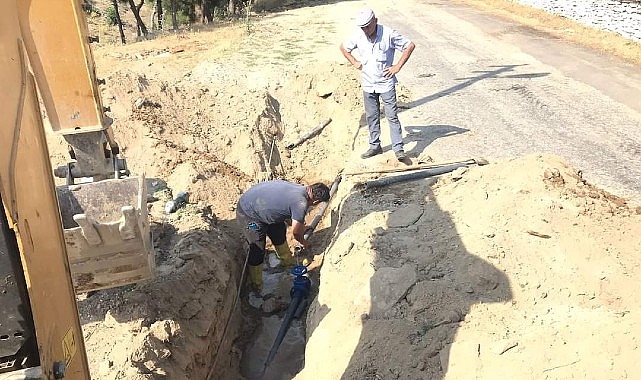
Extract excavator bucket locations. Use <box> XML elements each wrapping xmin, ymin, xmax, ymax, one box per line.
<box><xmin>55</xmin><ymin>176</ymin><xmax>154</xmax><ymax>293</ymax></box>
<box><xmin>9</xmin><ymin>0</ymin><xmax>157</xmax><ymax>295</ymax></box>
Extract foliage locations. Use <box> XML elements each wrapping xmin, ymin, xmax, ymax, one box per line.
<box><xmin>163</xmin><ymin>0</ymin><xmax>194</xmax><ymax>24</ymax></box>
<box><xmin>105</xmin><ymin>5</ymin><xmax>119</xmax><ymax>25</ymax></box>
<box><xmin>160</xmin><ymin>0</ymin><xmax>230</xmax><ymax>26</ymax></box>
<box><xmin>102</xmin><ymin>0</ymin><xmax>252</xmax><ymax>35</ymax></box>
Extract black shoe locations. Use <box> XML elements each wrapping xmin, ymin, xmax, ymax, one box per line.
<box><xmin>361</xmin><ymin>147</ymin><xmax>383</xmax><ymax>159</ymax></box>
<box><xmin>395</xmin><ymin>150</ymin><xmax>407</xmax><ymax>161</ymax></box>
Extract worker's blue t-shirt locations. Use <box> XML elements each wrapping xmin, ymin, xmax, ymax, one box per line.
<box><xmin>238</xmin><ymin>180</ymin><xmax>308</xmax><ymax>224</ymax></box>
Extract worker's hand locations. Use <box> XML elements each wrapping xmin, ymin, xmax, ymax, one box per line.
<box><xmin>296</xmin><ymin>238</ymin><xmax>310</xmax><ymax>249</ymax></box>
<box><xmin>353</xmin><ymin>60</ymin><xmax>363</xmax><ymax>70</ymax></box>
<box><xmin>383</xmin><ymin>64</ymin><xmax>400</xmax><ymax>78</ymax></box>
<box><xmin>294</xmin><ymin>235</ymin><xmax>312</xmax><ymax>249</ymax></box>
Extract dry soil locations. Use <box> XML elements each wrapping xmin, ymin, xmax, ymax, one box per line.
<box><xmin>43</xmin><ymin>0</ymin><xmax>641</xmax><ymax>379</ymax></box>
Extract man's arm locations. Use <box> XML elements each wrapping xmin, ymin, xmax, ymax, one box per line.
<box><xmin>291</xmin><ymin>219</ymin><xmax>308</xmax><ymax>247</ymax></box>
<box><xmin>340</xmin><ymin>43</ymin><xmax>362</xmax><ymax>70</ymax></box>
<box><xmin>384</xmin><ymin>41</ymin><xmax>415</xmax><ymax>78</ymax></box>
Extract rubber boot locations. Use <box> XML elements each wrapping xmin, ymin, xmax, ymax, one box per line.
<box><xmin>274</xmin><ymin>243</ymin><xmax>296</xmax><ymax>267</ymax></box>
<box><xmin>247</xmin><ymin>264</ymin><xmax>263</xmax><ymax>292</ymax></box>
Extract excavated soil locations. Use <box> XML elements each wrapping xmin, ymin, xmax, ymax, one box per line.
<box><xmin>43</xmin><ymin>0</ymin><xmax>641</xmax><ymax>379</ymax></box>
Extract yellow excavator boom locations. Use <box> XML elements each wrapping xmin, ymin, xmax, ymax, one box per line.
<box><xmin>0</xmin><ymin>0</ymin><xmax>155</xmax><ymax>377</ymax></box>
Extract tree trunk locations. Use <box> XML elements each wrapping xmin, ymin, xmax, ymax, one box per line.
<box><xmin>136</xmin><ymin>0</ymin><xmax>149</xmax><ymax>34</ymax></box>
<box><xmin>127</xmin><ymin>0</ymin><xmax>148</xmax><ymax>37</ymax></box>
<box><xmin>156</xmin><ymin>0</ymin><xmax>163</xmax><ymax>30</ymax></box>
<box><xmin>112</xmin><ymin>0</ymin><xmax>126</xmax><ymax>44</ymax></box>
<box><xmin>202</xmin><ymin>0</ymin><xmax>213</xmax><ymax>23</ymax></box>
<box><xmin>169</xmin><ymin>0</ymin><xmax>178</xmax><ymax>30</ymax></box>
<box><xmin>228</xmin><ymin>0</ymin><xmax>236</xmax><ymax>15</ymax></box>
<box><xmin>189</xmin><ymin>2</ymin><xmax>198</xmax><ymax>23</ymax></box>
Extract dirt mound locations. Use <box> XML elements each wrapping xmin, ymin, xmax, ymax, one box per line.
<box><xmin>298</xmin><ymin>153</ymin><xmax>641</xmax><ymax>379</ymax></box>
<box><xmin>78</xmin><ymin>218</ymin><xmax>241</xmax><ymax>379</ymax></box>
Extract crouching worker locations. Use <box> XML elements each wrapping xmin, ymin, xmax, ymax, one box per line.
<box><xmin>236</xmin><ymin>180</ymin><xmax>330</xmax><ymax>292</ymax></box>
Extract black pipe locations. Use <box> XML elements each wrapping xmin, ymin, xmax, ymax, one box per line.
<box><xmin>286</xmin><ymin>118</ymin><xmax>332</xmax><ymax>150</ymax></box>
<box><xmin>304</xmin><ymin>173</ymin><xmax>342</xmax><ymax>240</ymax></box>
<box><xmin>263</xmin><ymin>267</ymin><xmax>311</xmax><ymax>371</ymax></box>
<box><xmin>363</xmin><ymin>161</ymin><xmax>474</xmax><ymax>190</ymax></box>
<box><xmin>263</xmin><ymin>295</ymin><xmax>305</xmax><ymax>370</ymax></box>
<box><xmin>294</xmin><ymin>298</ymin><xmax>308</xmax><ymax>319</ymax></box>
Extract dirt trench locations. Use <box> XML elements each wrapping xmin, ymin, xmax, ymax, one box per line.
<box><xmin>48</xmin><ymin>32</ymin><xmax>365</xmax><ymax>378</ymax></box>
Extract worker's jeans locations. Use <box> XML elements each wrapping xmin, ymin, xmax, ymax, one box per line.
<box><xmin>363</xmin><ymin>87</ymin><xmax>404</xmax><ymax>153</ymax></box>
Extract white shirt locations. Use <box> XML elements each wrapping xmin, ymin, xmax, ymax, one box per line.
<box><xmin>343</xmin><ymin>24</ymin><xmax>412</xmax><ymax>93</ymax></box>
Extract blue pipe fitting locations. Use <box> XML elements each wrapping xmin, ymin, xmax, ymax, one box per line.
<box><xmin>290</xmin><ymin>265</ymin><xmax>307</xmax><ymax>276</ymax></box>
<box><xmin>290</xmin><ymin>265</ymin><xmax>311</xmax><ymax>299</ymax></box>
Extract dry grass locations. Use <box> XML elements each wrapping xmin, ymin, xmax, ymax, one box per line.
<box><xmin>457</xmin><ymin>0</ymin><xmax>641</xmax><ymax>66</ymax></box>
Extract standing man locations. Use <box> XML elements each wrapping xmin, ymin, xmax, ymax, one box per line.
<box><xmin>236</xmin><ymin>180</ymin><xmax>330</xmax><ymax>291</ymax></box>
<box><xmin>340</xmin><ymin>8</ymin><xmax>416</xmax><ymax>161</ymax></box>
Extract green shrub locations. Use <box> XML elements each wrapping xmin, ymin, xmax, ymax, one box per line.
<box><xmin>105</xmin><ymin>5</ymin><xmax>118</xmax><ymax>25</ymax></box>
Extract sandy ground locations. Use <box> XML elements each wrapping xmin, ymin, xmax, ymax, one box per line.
<box><xmin>42</xmin><ymin>0</ymin><xmax>641</xmax><ymax>379</ymax></box>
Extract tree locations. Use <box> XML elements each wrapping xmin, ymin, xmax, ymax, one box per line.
<box><xmin>228</xmin><ymin>0</ymin><xmax>237</xmax><ymax>15</ymax></box>
<box><xmin>111</xmin><ymin>0</ymin><xmax>127</xmax><ymax>43</ymax></box>
<box><xmin>126</xmin><ymin>0</ymin><xmax>149</xmax><ymax>37</ymax></box>
<box><xmin>168</xmin><ymin>0</ymin><xmax>178</xmax><ymax>30</ymax></box>
<box><xmin>184</xmin><ymin>0</ymin><xmax>197</xmax><ymax>23</ymax></box>
<box><xmin>156</xmin><ymin>0</ymin><xmax>164</xmax><ymax>30</ymax></box>
<box><xmin>201</xmin><ymin>0</ymin><xmax>212</xmax><ymax>23</ymax></box>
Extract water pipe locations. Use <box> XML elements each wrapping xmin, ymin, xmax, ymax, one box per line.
<box><xmin>363</xmin><ymin>160</ymin><xmax>478</xmax><ymax>190</ymax></box>
<box><xmin>303</xmin><ymin>173</ymin><xmax>342</xmax><ymax>240</ymax></box>
<box><xmin>263</xmin><ymin>265</ymin><xmax>311</xmax><ymax>372</ymax></box>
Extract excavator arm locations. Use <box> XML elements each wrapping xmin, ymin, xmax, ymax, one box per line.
<box><xmin>0</xmin><ymin>0</ymin><xmax>155</xmax><ymax>378</ymax></box>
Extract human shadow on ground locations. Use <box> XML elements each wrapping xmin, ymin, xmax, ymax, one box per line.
<box><xmin>404</xmin><ymin>64</ymin><xmax>548</xmax><ymax>109</ymax></box>
<box><xmin>402</xmin><ymin>124</ymin><xmax>469</xmax><ymax>159</ymax></box>
<box><xmin>352</xmin><ymin>64</ymin><xmax>548</xmax><ymax>154</ymax></box>
<box><xmin>303</xmin><ymin>178</ymin><xmax>513</xmax><ymax>379</ymax></box>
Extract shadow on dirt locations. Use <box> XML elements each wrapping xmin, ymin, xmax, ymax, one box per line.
<box><xmin>352</xmin><ymin>65</ymin><xmax>547</xmax><ymax>154</ymax></box>
<box><xmin>304</xmin><ymin>176</ymin><xmax>513</xmax><ymax>379</ymax></box>
<box><xmin>404</xmin><ymin>64</ymin><xmax>549</xmax><ymax>109</ymax></box>
<box><xmin>76</xmin><ymin>204</ymin><xmax>246</xmax><ymax>378</ymax></box>
<box><xmin>77</xmin><ymin>212</ymin><xmax>243</xmax><ymax>325</ymax></box>
<box><xmin>403</xmin><ymin>124</ymin><xmax>469</xmax><ymax>159</ymax></box>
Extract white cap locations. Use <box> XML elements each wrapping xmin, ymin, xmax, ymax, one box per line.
<box><xmin>355</xmin><ymin>8</ymin><xmax>375</xmax><ymax>27</ymax></box>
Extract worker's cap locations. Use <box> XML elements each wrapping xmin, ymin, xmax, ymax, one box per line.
<box><xmin>355</xmin><ymin>8</ymin><xmax>375</xmax><ymax>27</ymax></box>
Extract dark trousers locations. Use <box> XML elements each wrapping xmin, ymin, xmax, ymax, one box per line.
<box><xmin>236</xmin><ymin>207</ymin><xmax>286</xmax><ymax>266</ymax></box>
<box><xmin>363</xmin><ymin>87</ymin><xmax>404</xmax><ymax>153</ymax></box>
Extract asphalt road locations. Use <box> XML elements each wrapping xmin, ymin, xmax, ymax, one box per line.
<box><xmin>382</xmin><ymin>0</ymin><xmax>641</xmax><ymax>205</ymax></box>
